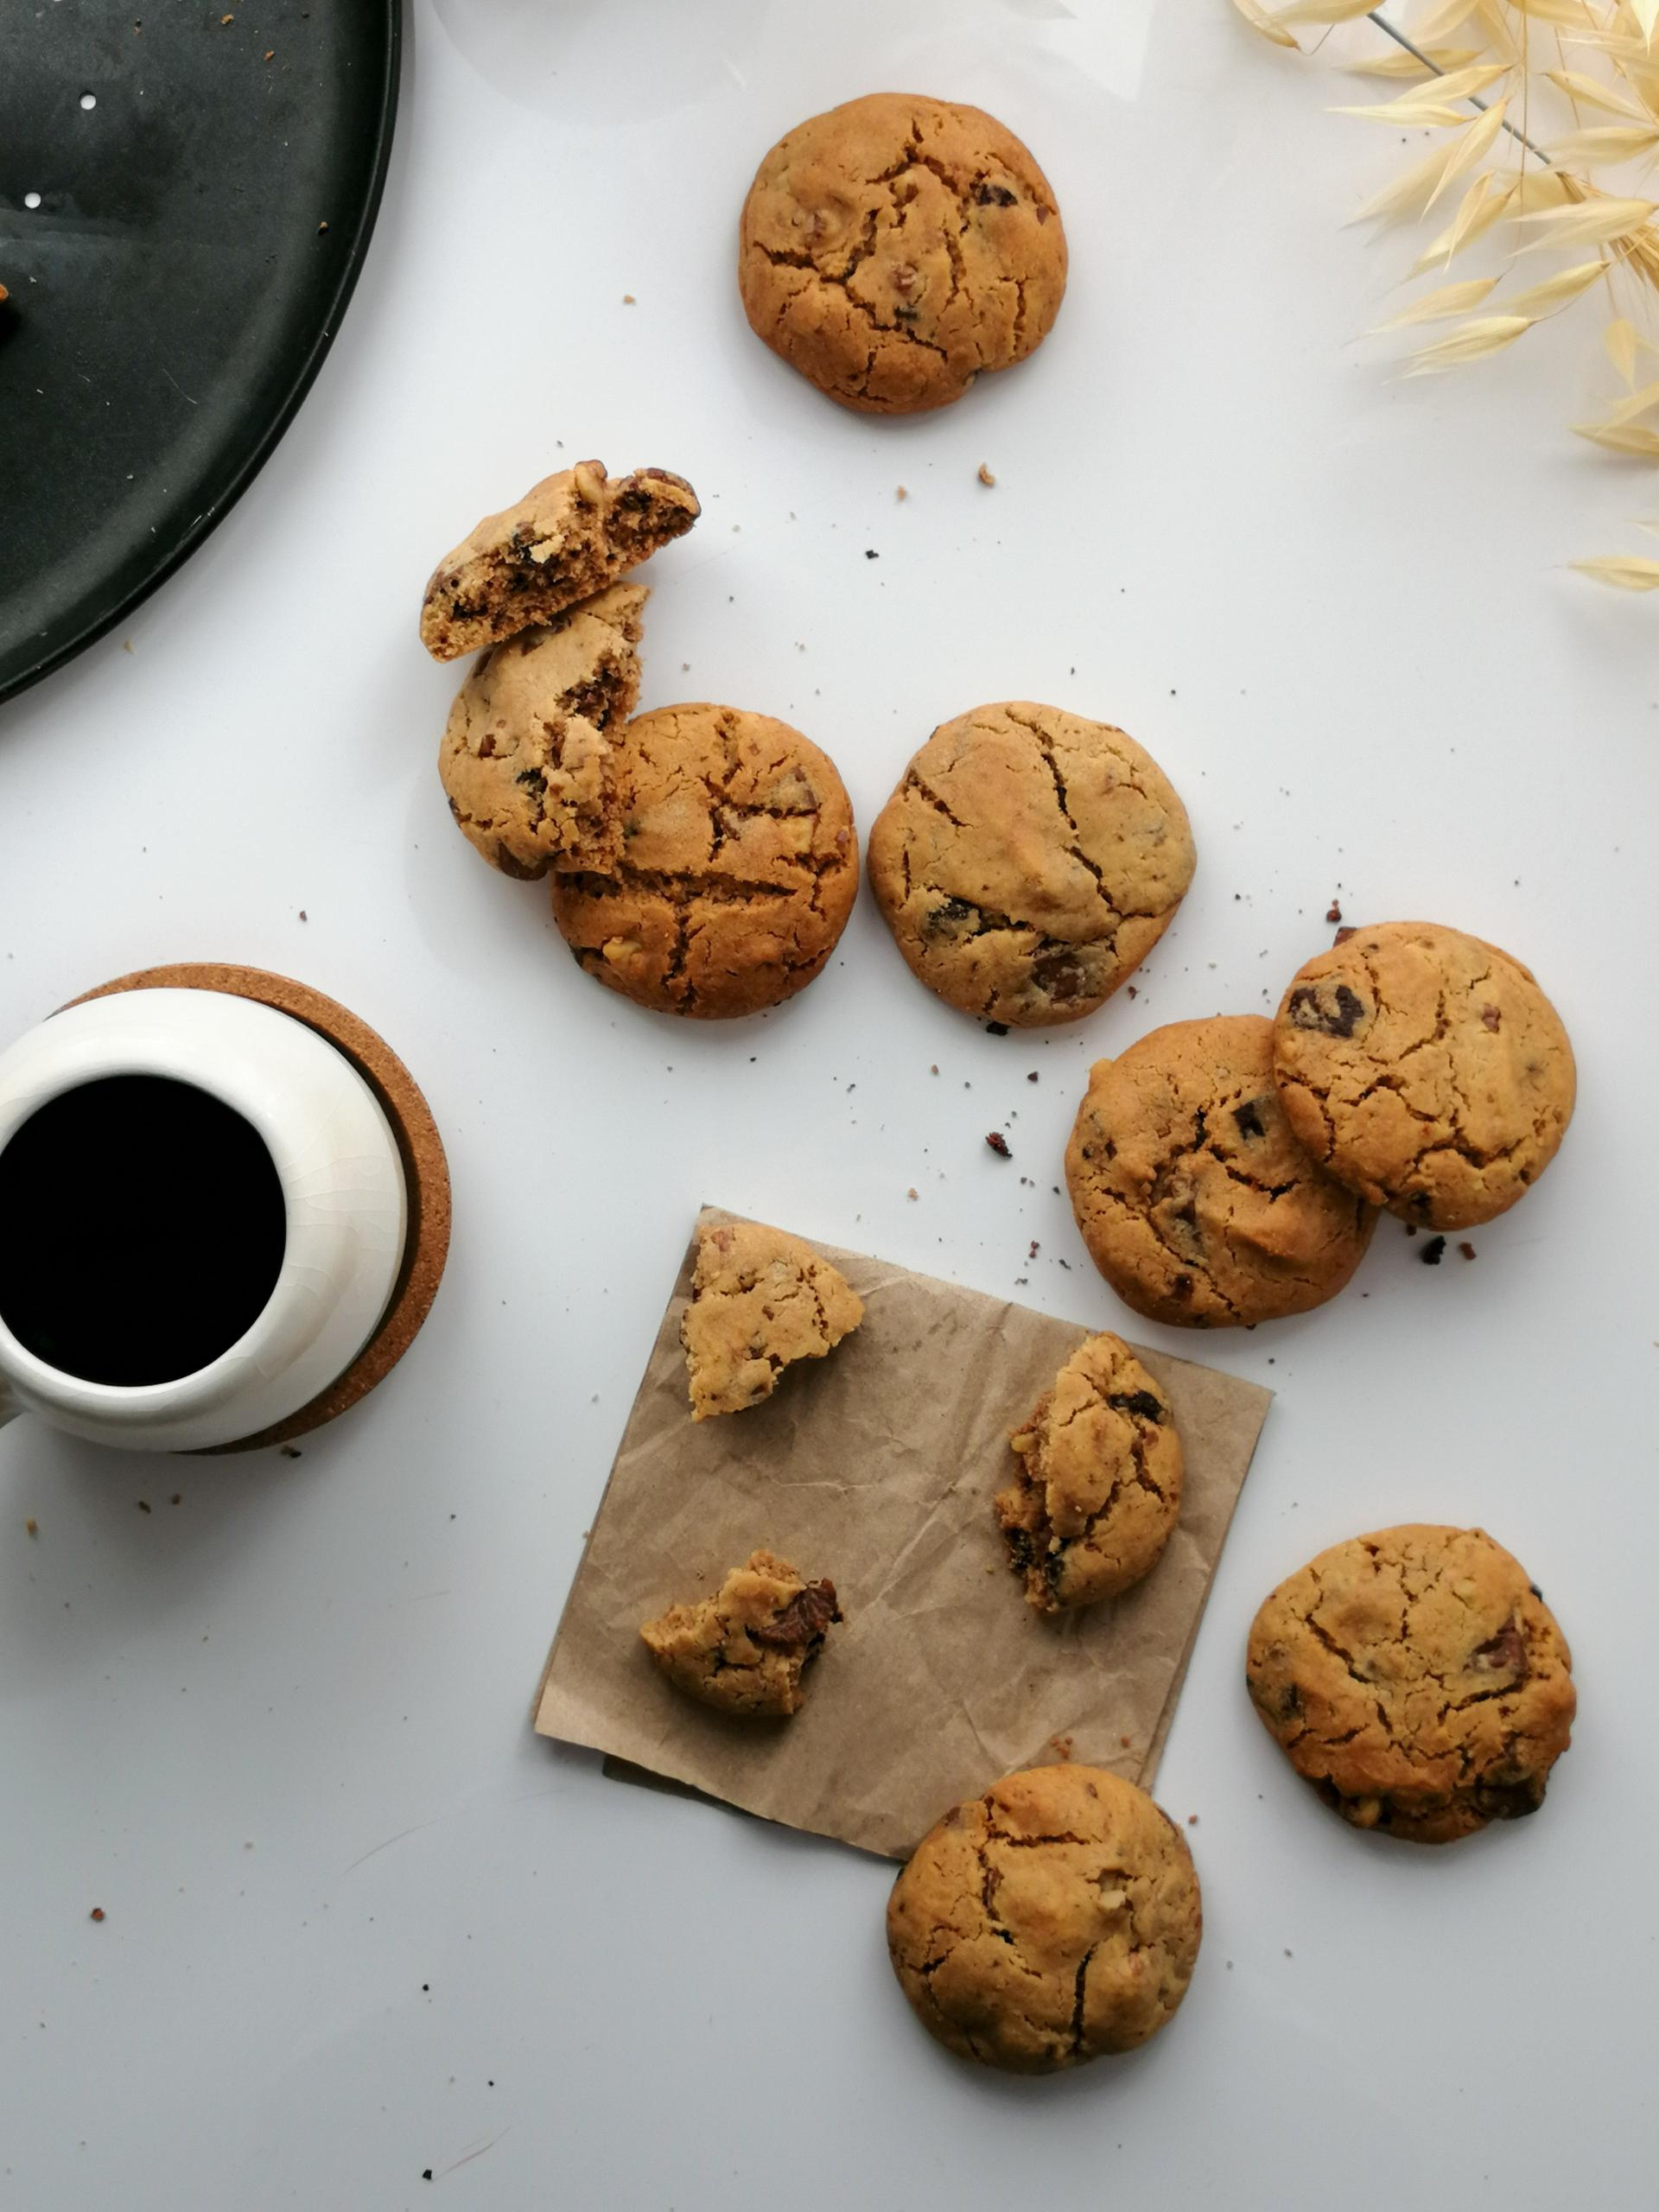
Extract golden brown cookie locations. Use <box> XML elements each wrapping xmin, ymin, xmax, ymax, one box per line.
<box><xmin>995</xmin><ymin>1334</ymin><xmax>1181</xmax><ymax>1612</ymax></box>
<box><xmin>549</xmin><ymin>704</ymin><xmax>859</xmax><ymax>1019</ymax></box>
<box><xmin>639</xmin><ymin>1549</ymin><xmax>842</xmax><ymax>1717</ymax></box>
<box><xmin>418</xmin><ymin>460</ymin><xmax>698</xmax><ymax>661</ymax></box>
<box><xmin>886</xmin><ymin>1765</ymin><xmax>1200</xmax><ymax>2073</ymax></box>
<box><xmin>868</xmin><ymin>703</ymin><xmax>1194</xmax><ymax>1026</ymax></box>
<box><xmin>738</xmin><ymin>92</ymin><xmax>1067</xmax><ymax>415</ymax></box>
<box><xmin>436</xmin><ymin>583</ymin><xmax>645</xmax><ymax>880</ymax></box>
<box><xmin>1246</xmin><ymin>1525</ymin><xmax>1576</xmax><ymax>1845</ymax></box>
<box><xmin>1065</xmin><ymin>1014</ymin><xmax>1377</xmax><ymax>1327</ymax></box>
<box><xmin>681</xmin><ymin>1219</ymin><xmax>863</xmax><ymax>1419</ymax></box>
<box><xmin>1273</xmin><ymin>920</ymin><xmax>1575</xmax><ymax>1231</ymax></box>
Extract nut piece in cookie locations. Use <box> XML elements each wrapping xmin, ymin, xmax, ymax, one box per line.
<box><xmin>1246</xmin><ymin>1525</ymin><xmax>1576</xmax><ymax>1844</ymax></box>
<box><xmin>887</xmin><ymin>1765</ymin><xmax>1201</xmax><ymax>2073</ymax></box>
<box><xmin>437</xmin><ymin>583</ymin><xmax>645</xmax><ymax>879</ymax></box>
<box><xmin>995</xmin><ymin>1334</ymin><xmax>1182</xmax><ymax>1612</ymax></box>
<box><xmin>549</xmin><ymin>704</ymin><xmax>860</xmax><ymax>1020</ymax></box>
<box><xmin>739</xmin><ymin>92</ymin><xmax>1067</xmax><ymax>414</ymax></box>
<box><xmin>1065</xmin><ymin>1014</ymin><xmax>1376</xmax><ymax>1328</ymax></box>
<box><xmin>639</xmin><ymin>1548</ymin><xmax>842</xmax><ymax>1718</ymax></box>
<box><xmin>681</xmin><ymin>1220</ymin><xmax>863</xmax><ymax>1420</ymax></box>
<box><xmin>1273</xmin><ymin>919</ymin><xmax>1575</xmax><ymax>1230</ymax></box>
<box><xmin>868</xmin><ymin>702</ymin><xmax>1195</xmax><ymax>1027</ymax></box>
<box><xmin>418</xmin><ymin>461</ymin><xmax>698</xmax><ymax>661</ymax></box>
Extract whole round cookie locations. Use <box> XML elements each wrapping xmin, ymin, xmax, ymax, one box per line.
<box><xmin>738</xmin><ymin>92</ymin><xmax>1067</xmax><ymax>415</ymax></box>
<box><xmin>548</xmin><ymin>704</ymin><xmax>858</xmax><ymax>1020</ymax></box>
<box><xmin>1065</xmin><ymin>1014</ymin><xmax>1376</xmax><ymax>1327</ymax></box>
<box><xmin>995</xmin><ymin>1333</ymin><xmax>1182</xmax><ymax>1611</ymax></box>
<box><xmin>868</xmin><ymin>703</ymin><xmax>1195</xmax><ymax>1026</ymax></box>
<box><xmin>886</xmin><ymin>1765</ymin><xmax>1200</xmax><ymax>2074</ymax></box>
<box><xmin>1273</xmin><ymin>920</ymin><xmax>1575</xmax><ymax>1230</ymax></box>
<box><xmin>1246</xmin><ymin>1525</ymin><xmax>1576</xmax><ymax>1845</ymax></box>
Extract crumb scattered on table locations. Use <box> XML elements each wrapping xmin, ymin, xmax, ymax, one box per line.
<box><xmin>977</xmin><ymin>463</ymin><xmax>996</xmax><ymax>486</ymax></box>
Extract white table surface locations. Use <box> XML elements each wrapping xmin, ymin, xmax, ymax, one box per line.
<box><xmin>3</xmin><ymin>3</ymin><xmax>1656</xmax><ymax>2204</ymax></box>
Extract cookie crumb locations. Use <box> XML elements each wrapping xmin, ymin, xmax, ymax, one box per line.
<box><xmin>89</xmin><ymin>1907</ymin><xmax>105</xmax><ymax>1923</ymax></box>
<box><xmin>219</xmin><ymin>10</ymin><xmax>232</xmax><ymax>20</ymax></box>
<box><xmin>1420</xmin><ymin>1236</ymin><xmax>1447</xmax><ymax>1266</ymax></box>
<box><xmin>1120</xmin><ymin>1733</ymin><xmax>1132</xmax><ymax>1750</ymax></box>
<box><xmin>985</xmin><ymin>1020</ymin><xmax>1009</xmax><ymax>1037</ymax></box>
<box><xmin>1325</xmin><ymin>899</ymin><xmax>1342</xmax><ymax>924</ymax></box>
<box><xmin>1186</xmin><ymin>1814</ymin><xmax>1198</xmax><ymax>1826</ymax></box>
<box><xmin>622</xmin><ymin>293</ymin><xmax>636</xmax><ymax>304</ymax></box>
<box><xmin>895</xmin><ymin>486</ymin><xmax>907</xmax><ymax>500</ymax></box>
<box><xmin>1459</xmin><ymin>1241</ymin><xmax>1477</xmax><ymax>1262</ymax></box>
<box><xmin>864</xmin><ymin>549</ymin><xmax>879</xmax><ymax>560</ymax></box>
<box><xmin>906</xmin><ymin>1186</ymin><xmax>918</xmax><ymax>1200</ymax></box>
<box><xmin>1049</xmin><ymin>1733</ymin><xmax>1073</xmax><ymax>1760</ymax></box>
<box><xmin>297</xmin><ymin>909</ymin><xmax>307</xmax><ymax>921</ymax></box>
<box><xmin>317</xmin><ymin>219</ymin><xmax>328</xmax><ymax>232</ymax></box>
<box><xmin>985</xmin><ymin>1131</ymin><xmax>1011</xmax><ymax>1158</ymax></box>
<box><xmin>170</xmin><ymin>1493</ymin><xmax>181</xmax><ymax>1505</ymax></box>
<box><xmin>930</xmin><ymin>1064</ymin><xmax>939</xmax><ymax>1076</ymax></box>
<box><xmin>1027</xmin><ymin>1070</ymin><xmax>1039</xmax><ymax>1083</ymax></box>
<box><xmin>1126</xmin><ymin>984</ymin><xmax>1137</xmax><ymax>998</ymax></box>
<box><xmin>977</xmin><ymin>463</ymin><xmax>996</xmax><ymax>486</ymax></box>
<box><xmin>279</xmin><ymin>1445</ymin><xmax>302</xmax><ymax>1459</ymax></box>
<box><xmin>136</xmin><ymin>1499</ymin><xmax>151</xmax><ymax>1514</ymax></box>
<box><xmin>25</xmin><ymin>1518</ymin><xmax>37</xmax><ymax>1537</ymax></box>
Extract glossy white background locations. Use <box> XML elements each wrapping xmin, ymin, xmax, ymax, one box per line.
<box><xmin>2</xmin><ymin>3</ymin><xmax>1656</xmax><ymax>2205</ymax></box>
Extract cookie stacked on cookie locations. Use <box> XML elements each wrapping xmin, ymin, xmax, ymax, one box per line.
<box><xmin>423</xmin><ymin>462</ymin><xmax>860</xmax><ymax>1019</ymax></box>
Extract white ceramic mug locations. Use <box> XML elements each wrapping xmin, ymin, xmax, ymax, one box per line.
<box><xmin>0</xmin><ymin>988</ymin><xmax>408</xmax><ymax>1452</ymax></box>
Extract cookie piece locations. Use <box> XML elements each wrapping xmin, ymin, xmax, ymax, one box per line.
<box><xmin>681</xmin><ymin>1219</ymin><xmax>863</xmax><ymax>1420</ymax></box>
<box><xmin>1065</xmin><ymin>1014</ymin><xmax>1376</xmax><ymax>1327</ymax></box>
<box><xmin>436</xmin><ymin>583</ymin><xmax>645</xmax><ymax>879</ymax></box>
<box><xmin>1246</xmin><ymin>1525</ymin><xmax>1576</xmax><ymax>1845</ymax></box>
<box><xmin>887</xmin><ymin>1765</ymin><xmax>1200</xmax><ymax>2073</ymax></box>
<box><xmin>868</xmin><ymin>703</ymin><xmax>1194</xmax><ymax>1026</ymax></box>
<box><xmin>418</xmin><ymin>460</ymin><xmax>698</xmax><ymax>661</ymax></box>
<box><xmin>1273</xmin><ymin>920</ymin><xmax>1575</xmax><ymax>1230</ymax></box>
<box><xmin>738</xmin><ymin>92</ymin><xmax>1067</xmax><ymax>415</ymax></box>
<box><xmin>995</xmin><ymin>1334</ymin><xmax>1181</xmax><ymax>1612</ymax></box>
<box><xmin>549</xmin><ymin>704</ymin><xmax>859</xmax><ymax>1019</ymax></box>
<box><xmin>640</xmin><ymin>1549</ymin><xmax>842</xmax><ymax>1718</ymax></box>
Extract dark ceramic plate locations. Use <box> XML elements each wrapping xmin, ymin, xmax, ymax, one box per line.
<box><xmin>0</xmin><ymin>0</ymin><xmax>399</xmax><ymax>704</ymax></box>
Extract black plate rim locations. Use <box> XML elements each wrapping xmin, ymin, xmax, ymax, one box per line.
<box><xmin>0</xmin><ymin>0</ymin><xmax>403</xmax><ymax>709</ymax></box>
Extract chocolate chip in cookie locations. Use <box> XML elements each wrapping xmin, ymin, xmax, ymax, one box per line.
<box><xmin>738</xmin><ymin>93</ymin><xmax>1067</xmax><ymax>414</ymax></box>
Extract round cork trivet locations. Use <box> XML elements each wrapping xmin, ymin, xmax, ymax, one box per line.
<box><xmin>64</xmin><ymin>964</ymin><xmax>451</xmax><ymax>1453</ymax></box>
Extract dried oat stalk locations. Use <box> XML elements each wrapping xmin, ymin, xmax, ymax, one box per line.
<box><xmin>1230</xmin><ymin>0</ymin><xmax>1659</xmax><ymax>583</ymax></box>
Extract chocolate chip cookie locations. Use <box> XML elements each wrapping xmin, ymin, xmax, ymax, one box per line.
<box><xmin>995</xmin><ymin>1334</ymin><xmax>1181</xmax><ymax>1612</ymax></box>
<box><xmin>681</xmin><ymin>1219</ymin><xmax>863</xmax><ymax>1420</ymax></box>
<box><xmin>437</xmin><ymin>583</ymin><xmax>645</xmax><ymax>879</ymax></box>
<box><xmin>738</xmin><ymin>93</ymin><xmax>1067</xmax><ymax>414</ymax></box>
<box><xmin>886</xmin><ymin>1765</ymin><xmax>1201</xmax><ymax>2073</ymax></box>
<box><xmin>868</xmin><ymin>703</ymin><xmax>1195</xmax><ymax>1026</ymax></box>
<box><xmin>1246</xmin><ymin>1525</ymin><xmax>1576</xmax><ymax>1845</ymax></box>
<box><xmin>419</xmin><ymin>460</ymin><xmax>698</xmax><ymax>661</ymax></box>
<box><xmin>549</xmin><ymin>704</ymin><xmax>859</xmax><ymax>1019</ymax></box>
<box><xmin>640</xmin><ymin>1549</ymin><xmax>842</xmax><ymax>1718</ymax></box>
<box><xmin>1273</xmin><ymin>920</ymin><xmax>1575</xmax><ymax>1230</ymax></box>
<box><xmin>1065</xmin><ymin>1015</ymin><xmax>1377</xmax><ymax>1326</ymax></box>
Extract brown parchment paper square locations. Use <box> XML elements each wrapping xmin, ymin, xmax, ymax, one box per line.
<box><xmin>533</xmin><ymin>1208</ymin><xmax>1273</xmax><ymax>1859</ymax></box>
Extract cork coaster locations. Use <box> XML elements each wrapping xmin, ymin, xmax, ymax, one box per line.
<box><xmin>65</xmin><ymin>964</ymin><xmax>452</xmax><ymax>1453</ymax></box>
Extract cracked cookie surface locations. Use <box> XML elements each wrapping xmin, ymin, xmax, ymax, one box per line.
<box><xmin>437</xmin><ymin>583</ymin><xmax>645</xmax><ymax>879</ymax></box>
<box><xmin>640</xmin><ymin>1548</ymin><xmax>842</xmax><ymax>1717</ymax></box>
<box><xmin>1246</xmin><ymin>1525</ymin><xmax>1575</xmax><ymax>1845</ymax></box>
<box><xmin>549</xmin><ymin>704</ymin><xmax>859</xmax><ymax>1019</ymax></box>
<box><xmin>419</xmin><ymin>460</ymin><xmax>698</xmax><ymax>661</ymax></box>
<box><xmin>738</xmin><ymin>92</ymin><xmax>1067</xmax><ymax>414</ymax></box>
<box><xmin>868</xmin><ymin>702</ymin><xmax>1194</xmax><ymax>1026</ymax></box>
<box><xmin>1273</xmin><ymin>919</ymin><xmax>1575</xmax><ymax>1230</ymax></box>
<box><xmin>1065</xmin><ymin>1014</ymin><xmax>1376</xmax><ymax>1327</ymax></box>
<box><xmin>681</xmin><ymin>1219</ymin><xmax>863</xmax><ymax>1419</ymax></box>
<box><xmin>995</xmin><ymin>1334</ymin><xmax>1182</xmax><ymax>1612</ymax></box>
<box><xmin>886</xmin><ymin>1764</ymin><xmax>1200</xmax><ymax>2074</ymax></box>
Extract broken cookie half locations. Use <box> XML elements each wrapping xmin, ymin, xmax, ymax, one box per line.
<box><xmin>681</xmin><ymin>1220</ymin><xmax>863</xmax><ymax>1420</ymax></box>
<box><xmin>419</xmin><ymin>458</ymin><xmax>699</xmax><ymax>662</ymax></box>
<box><xmin>640</xmin><ymin>1549</ymin><xmax>842</xmax><ymax>1717</ymax></box>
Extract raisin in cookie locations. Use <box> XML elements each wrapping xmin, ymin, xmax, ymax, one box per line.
<box><xmin>681</xmin><ymin>1219</ymin><xmax>862</xmax><ymax>1420</ymax></box>
<box><xmin>995</xmin><ymin>1334</ymin><xmax>1181</xmax><ymax>1612</ymax></box>
<box><xmin>640</xmin><ymin>1549</ymin><xmax>842</xmax><ymax>1718</ymax></box>
<box><xmin>419</xmin><ymin>460</ymin><xmax>697</xmax><ymax>661</ymax></box>
<box><xmin>437</xmin><ymin>583</ymin><xmax>645</xmax><ymax>879</ymax></box>
<box><xmin>1273</xmin><ymin>920</ymin><xmax>1575</xmax><ymax>1231</ymax></box>
<box><xmin>887</xmin><ymin>1765</ymin><xmax>1200</xmax><ymax>2074</ymax></box>
<box><xmin>1065</xmin><ymin>1015</ymin><xmax>1376</xmax><ymax>1327</ymax></box>
<box><xmin>549</xmin><ymin>704</ymin><xmax>859</xmax><ymax>1019</ymax></box>
<box><xmin>868</xmin><ymin>703</ymin><xmax>1194</xmax><ymax>1026</ymax></box>
<box><xmin>738</xmin><ymin>93</ymin><xmax>1067</xmax><ymax>415</ymax></box>
<box><xmin>1246</xmin><ymin>1525</ymin><xmax>1576</xmax><ymax>1845</ymax></box>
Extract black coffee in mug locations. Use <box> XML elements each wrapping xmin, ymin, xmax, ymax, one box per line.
<box><xmin>0</xmin><ymin>1075</ymin><xmax>288</xmax><ymax>1386</ymax></box>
